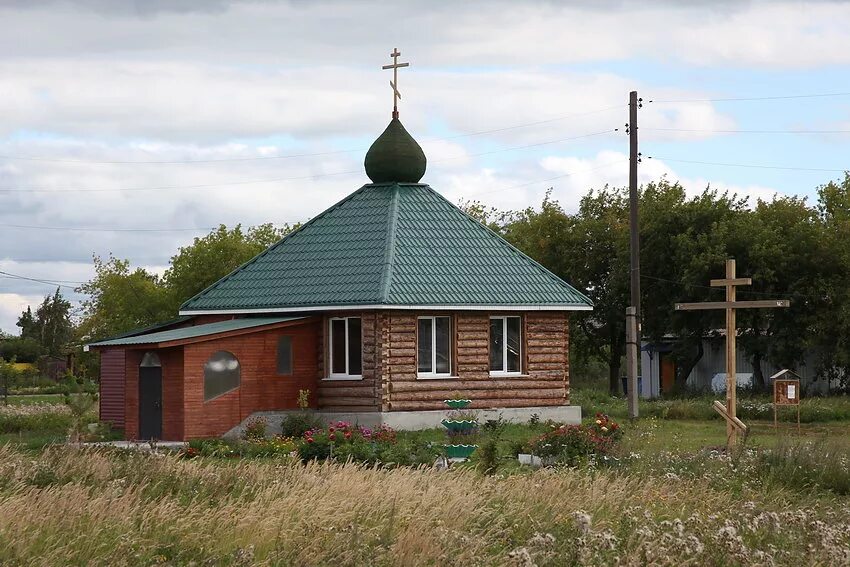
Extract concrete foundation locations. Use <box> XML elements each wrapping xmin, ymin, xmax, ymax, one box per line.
<box><xmin>225</xmin><ymin>405</ymin><xmax>582</xmax><ymax>439</ymax></box>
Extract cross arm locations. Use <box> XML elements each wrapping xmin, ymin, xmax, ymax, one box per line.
<box><xmin>675</xmin><ymin>300</ymin><xmax>790</xmax><ymax>311</ymax></box>
<box><xmin>710</xmin><ymin>277</ymin><xmax>752</xmax><ymax>287</ymax></box>
<box><xmin>382</xmin><ymin>62</ymin><xmax>410</xmax><ymax>69</ymax></box>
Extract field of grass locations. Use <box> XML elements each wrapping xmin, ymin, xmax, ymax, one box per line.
<box><xmin>1</xmin><ymin>390</ymin><xmax>849</xmax><ymax>564</ymax></box>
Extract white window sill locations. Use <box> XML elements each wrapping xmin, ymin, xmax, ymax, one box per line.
<box><xmin>323</xmin><ymin>375</ymin><xmax>363</xmax><ymax>381</ymax></box>
<box><xmin>417</xmin><ymin>374</ymin><xmax>458</xmax><ymax>380</ymax></box>
<box><xmin>489</xmin><ymin>372</ymin><xmax>529</xmax><ymax>378</ymax></box>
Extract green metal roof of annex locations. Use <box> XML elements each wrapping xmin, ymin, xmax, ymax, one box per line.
<box><xmin>179</xmin><ymin>182</ymin><xmax>592</xmax><ymax>313</ymax></box>
<box><xmin>89</xmin><ymin>317</ymin><xmax>305</xmax><ymax>347</ymax></box>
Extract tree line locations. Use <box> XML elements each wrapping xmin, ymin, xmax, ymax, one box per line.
<box><xmin>486</xmin><ymin>175</ymin><xmax>850</xmax><ymax>394</ymax></box>
<box><xmin>6</xmin><ymin>176</ymin><xmax>850</xmax><ymax>395</ymax></box>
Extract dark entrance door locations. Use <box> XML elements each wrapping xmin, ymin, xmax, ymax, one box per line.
<box><xmin>138</xmin><ymin>352</ymin><xmax>162</xmax><ymax>440</ymax></box>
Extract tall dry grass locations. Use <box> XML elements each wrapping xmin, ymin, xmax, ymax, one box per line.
<box><xmin>0</xmin><ymin>444</ymin><xmax>848</xmax><ymax>566</ymax></box>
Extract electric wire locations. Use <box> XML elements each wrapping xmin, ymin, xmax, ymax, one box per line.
<box><xmin>0</xmin><ymin>105</ymin><xmax>626</xmax><ymax>165</ymax></box>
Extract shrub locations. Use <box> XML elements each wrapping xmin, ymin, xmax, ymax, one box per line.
<box><xmin>527</xmin><ymin>414</ymin><xmax>623</xmax><ymax>466</ymax></box>
<box><xmin>280</xmin><ymin>412</ymin><xmax>323</xmax><ymax>438</ymax></box>
<box><xmin>296</xmin><ymin>421</ymin><xmax>401</xmax><ymax>464</ymax></box>
<box><xmin>242</xmin><ymin>416</ymin><xmax>267</xmax><ymax>441</ymax></box>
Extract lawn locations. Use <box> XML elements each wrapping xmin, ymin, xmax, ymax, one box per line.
<box><xmin>1</xmin><ymin>390</ymin><xmax>849</xmax><ymax>564</ymax></box>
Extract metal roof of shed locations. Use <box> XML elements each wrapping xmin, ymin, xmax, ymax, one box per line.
<box><xmin>88</xmin><ymin>317</ymin><xmax>305</xmax><ymax>347</ymax></box>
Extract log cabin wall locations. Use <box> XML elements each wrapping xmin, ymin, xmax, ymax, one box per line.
<box><xmin>317</xmin><ymin>311</ymin><xmax>382</xmax><ymax>412</ymax></box>
<box><xmin>182</xmin><ymin>320</ymin><xmax>320</xmax><ymax>439</ymax></box>
<box><xmin>383</xmin><ymin>311</ymin><xmax>570</xmax><ymax>411</ymax></box>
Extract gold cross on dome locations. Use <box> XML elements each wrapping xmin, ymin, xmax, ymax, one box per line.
<box><xmin>382</xmin><ymin>47</ymin><xmax>409</xmax><ymax>118</ymax></box>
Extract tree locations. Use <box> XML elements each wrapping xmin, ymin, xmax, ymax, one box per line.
<box><xmin>16</xmin><ymin>307</ymin><xmax>37</xmax><ymax>341</ymax></box>
<box><xmin>163</xmin><ymin>223</ymin><xmax>295</xmax><ymax>311</ymax></box>
<box><xmin>32</xmin><ymin>289</ymin><xmax>74</xmax><ymax>356</ymax></box>
<box><xmin>76</xmin><ymin>223</ymin><xmax>298</xmax><ymax>341</ymax></box>
<box><xmin>505</xmin><ymin>188</ymin><xmax>630</xmax><ymax>395</ymax></box>
<box><xmin>76</xmin><ymin>255</ymin><xmax>172</xmax><ymax>341</ymax></box>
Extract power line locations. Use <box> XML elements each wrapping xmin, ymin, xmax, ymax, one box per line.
<box><xmin>643</xmin><ymin>127</ymin><xmax>850</xmax><ymax>135</ymax></box>
<box><xmin>0</xmin><ymin>222</ymin><xmax>219</xmax><ymax>233</ymax></box>
<box><xmin>0</xmin><ymin>105</ymin><xmax>626</xmax><ymax>165</ymax></box>
<box><xmin>0</xmin><ymin>270</ymin><xmax>82</xmax><ymax>289</ymax></box>
<box><xmin>649</xmin><ymin>92</ymin><xmax>850</xmax><ymax>104</ymax></box>
<box><xmin>467</xmin><ymin>159</ymin><xmax>628</xmax><ymax>197</ymax></box>
<box><xmin>0</xmin><ymin>128</ymin><xmax>619</xmax><ymax>194</ymax></box>
<box><xmin>646</xmin><ymin>155</ymin><xmax>847</xmax><ymax>173</ymax></box>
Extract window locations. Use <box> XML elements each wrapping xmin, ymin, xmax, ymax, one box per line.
<box><xmin>490</xmin><ymin>316</ymin><xmax>522</xmax><ymax>374</ymax></box>
<box><xmin>277</xmin><ymin>336</ymin><xmax>293</xmax><ymax>375</ymax></box>
<box><xmin>328</xmin><ymin>317</ymin><xmax>362</xmax><ymax>378</ymax></box>
<box><xmin>204</xmin><ymin>351</ymin><xmax>240</xmax><ymax>401</ymax></box>
<box><xmin>418</xmin><ymin>316</ymin><xmax>452</xmax><ymax>377</ymax></box>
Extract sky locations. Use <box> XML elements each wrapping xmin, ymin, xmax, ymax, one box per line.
<box><xmin>1</xmin><ymin>0</ymin><xmax>849</xmax><ymax>334</ymax></box>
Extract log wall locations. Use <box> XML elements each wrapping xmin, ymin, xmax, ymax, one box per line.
<box><xmin>383</xmin><ymin>311</ymin><xmax>570</xmax><ymax>411</ymax></box>
<box><xmin>317</xmin><ymin>312</ymin><xmax>381</xmax><ymax>412</ymax></box>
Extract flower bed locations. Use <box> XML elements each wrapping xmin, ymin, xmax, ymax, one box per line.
<box><xmin>526</xmin><ymin>413</ymin><xmax>623</xmax><ymax>466</ymax></box>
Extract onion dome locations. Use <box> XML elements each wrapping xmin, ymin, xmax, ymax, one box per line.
<box><xmin>364</xmin><ymin>118</ymin><xmax>427</xmax><ymax>183</ymax></box>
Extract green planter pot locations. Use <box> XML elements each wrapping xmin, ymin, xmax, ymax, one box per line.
<box><xmin>444</xmin><ymin>444</ymin><xmax>478</xmax><ymax>459</ymax></box>
<box><xmin>441</xmin><ymin>419</ymin><xmax>478</xmax><ymax>433</ymax></box>
<box><xmin>444</xmin><ymin>399</ymin><xmax>472</xmax><ymax>409</ymax></box>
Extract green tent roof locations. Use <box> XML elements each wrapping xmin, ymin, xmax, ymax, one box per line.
<box><xmin>179</xmin><ymin>183</ymin><xmax>592</xmax><ymax>313</ymax></box>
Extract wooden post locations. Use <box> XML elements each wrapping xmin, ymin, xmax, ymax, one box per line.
<box><xmin>725</xmin><ymin>259</ymin><xmax>737</xmax><ymax>444</ymax></box>
<box><xmin>626</xmin><ymin>307</ymin><xmax>639</xmax><ymax>419</ymax></box>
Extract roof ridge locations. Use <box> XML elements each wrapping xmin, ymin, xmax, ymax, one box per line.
<box><xmin>179</xmin><ymin>183</ymin><xmax>373</xmax><ymax>310</ymax></box>
<box><xmin>416</xmin><ymin>184</ymin><xmax>593</xmax><ymax>306</ymax></box>
<box><xmin>379</xmin><ymin>183</ymin><xmax>401</xmax><ymax>304</ymax></box>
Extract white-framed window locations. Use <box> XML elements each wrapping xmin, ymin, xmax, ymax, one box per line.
<box><xmin>490</xmin><ymin>316</ymin><xmax>522</xmax><ymax>375</ymax></box>
<box><xmin>417</xmin><ymin>316</ymin><xmax>453</xmax><ymax>378</ymax></box>
<box><xmin>327</xmin><ymin>317</ymin><xmax>362</xmax><ymax>379</ymax></box>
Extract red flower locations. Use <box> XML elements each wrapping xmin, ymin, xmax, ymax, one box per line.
<box><xmin>306</xmin><ymin>437</ymin><xmax>314</xmax><ymax>444</ymax></box>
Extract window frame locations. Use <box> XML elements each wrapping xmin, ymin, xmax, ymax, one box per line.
<box><xmin>416</xmin><ymin>315</ymin><xmax>454</xmax><ymax>379</ymax></box>
<box><xmin>326</xmin><ymin>316</ymin><xmax>363</xmax><ymax>380</ymax></box>
<box><xmin>489</xmin><ymin>315</ymin><xmax>523</xmax><ymax>376</ymax></box>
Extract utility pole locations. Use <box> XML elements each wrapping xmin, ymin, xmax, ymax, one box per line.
<box><xmin>625</xmin><ymin>90</ymin><xmax>641</xmax><ymax>418</ymax></box>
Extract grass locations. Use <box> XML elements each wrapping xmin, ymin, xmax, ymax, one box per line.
<box><xmin>0</xmin><ymin>441</ymin><xmax>848</xmax><ymax>565</ymax></box>
<box><xmin>0</xmin><ymin>388</ymin><xmax>848</xmax><ymax>564</ymax></box>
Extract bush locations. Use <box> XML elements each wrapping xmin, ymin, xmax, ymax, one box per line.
<box><xmin>242</xmin><ymin>416</ymin><xmax>267</xmax><ymax>441</ymax></box>
<box><xmin>280</xmin><ymin>412</ymin><xmax>323</xmax><ymax>438</ymax></box>
<box><xmin>296</xmin><ymin>421</ymin><xmax>403</xmax><ymax>465</ymax></box>
<box><xmin>527</xmin><ymin>414</ymin><xmax>623</xmax><ymax>466</ymax></box>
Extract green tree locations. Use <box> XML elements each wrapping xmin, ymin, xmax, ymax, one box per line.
<box><xmin>76</xmin><ymin>255</ymin><xmax>172</xmax><ymax>341</ymax></box>
<box><xmin>640</xmin><ymin>182</ymin><xmax>748</xmax><ymax>391</ymax></box>
<box><xmin>505</xmin><ymin>188</ymin><xmax>630</xmax><ymax>395</ymax></box>
<box><xmin>16</xmin><ymin>306</ymin><xmax>37</xmax><ymax>341</ymax></box>
<box><xmin>163</xmin><ymin>223</ymin><xmax>295</xmax><ymax>310</ymax></box>
<box><xmin>28</xmin><ymin>289</ymin><xmax>74</xmax><ymax>357</ymax></box>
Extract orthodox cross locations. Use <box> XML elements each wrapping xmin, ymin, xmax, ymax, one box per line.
<box><xmin>674</xmin><ymin>259</ymin><xmax>790</xmax><ymax>446</ymax></box>
<box><xmin>382</xmin><ymin>47</ymin><xmax>409</xmax><ymax>119</ymax></box>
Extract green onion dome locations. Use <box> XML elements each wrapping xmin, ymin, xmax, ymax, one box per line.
<box><xmin>364</xmin><ymin>118</ymin><xmax>427</xmax><ymax>183</ymax></box>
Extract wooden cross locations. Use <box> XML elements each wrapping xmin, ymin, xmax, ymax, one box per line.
<box><xmin>674</xmin><ymin>259</ymin><xmax>790</xmax><ymax>446</ymax></box>
<box><xmin>382</xmin><ymin>47</ymin><xmax>409</xmax><ymax>118</ymax></box>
